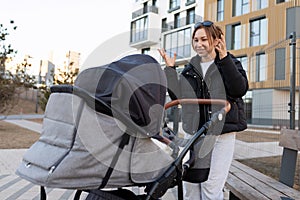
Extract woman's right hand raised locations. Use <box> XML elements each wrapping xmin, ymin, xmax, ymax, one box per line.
<box><xmin>158</xmin><ymin>48</ymin><xmax>177</xmax><ymax>67</ymax></box>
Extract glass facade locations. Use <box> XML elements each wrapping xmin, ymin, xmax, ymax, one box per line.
<box><xmin>253</xmin><ymin>0</ymin><xmax>268</xmax><ymax>11</ymax></box>
<box><xmin>276</xmin><ymin>0</ymin><xmax>286</xmax><ymax>3</ymax></box>
<box><xmin>186</xmin><ymin>8</ymin><xmax>195</xmax><ymax>25</ymax></box>
<box><xmin>170</xmin><ymin>0</ymin><xmax>180</xmax><ymax>10</ymax></box>
<box><xmin>256</xmin><ymin>53</ymin><xmax>266</xmax><ymax>82</ymax></box>
<box><xmin>232</xmin><ymin>23</ymin><xmax>242</xmax><ymax>50</ymax></box>
<box><xmin>233</xmin><ymin>0</ymin><xmax>249</xmax><ymax>16</ymax></box>
<box><xmin>142</xmin><ymin>47</ymin><xmax>150</xmax><ymax>55</ymax></box>
<box><xmin>237</xmin><ymin>55</ymin><xmax>248</xmax><ymax>78</ymax></box>
<box><xmin>217</xmin><ymin>0</ymin><xmax>224</xmax><ymax>21</ymax></box>
<box><xmin>250</xmin><ymin>17</ymin><xmax>268</xmax><ymax>46</ymax></box>
<box><xmin>131</xmin><ymin>17</ymin><xmax>148</xmax><ymax>43</ymax></box>
<box><xmin>164</xmin><ymin>27</ymin><xmax>191</xmax><ymax>59</ymax></box>
<box><xmin>174</xmin><ymin>13</ymin><xmax>180</xmax><ymax>28</ymax></box>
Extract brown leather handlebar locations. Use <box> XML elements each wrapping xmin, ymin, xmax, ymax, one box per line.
<box><xmin>164</xmin><ymin>99</ymin><xmax>231</xmax><ymax>114</ymax></box>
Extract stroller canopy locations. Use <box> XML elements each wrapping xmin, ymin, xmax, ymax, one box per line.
<box><xmin>75</xmin><ymin>54</ymin><xmax>167</xmax><ymax>137</ymax></box>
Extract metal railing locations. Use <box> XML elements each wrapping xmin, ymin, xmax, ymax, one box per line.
<box><xmin>162</xmin><ymin>15</ymin><xmax>203</xmax><ymax>33</ymax></box>
<box><xmin>132</xmin><ymin>5</ymin><xmax>159</xmax><ymax>19</ymax></box>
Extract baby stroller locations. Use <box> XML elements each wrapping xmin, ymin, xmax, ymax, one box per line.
<box><xmin>16</xmin><ymin>54</ymin><xmax>230</xmax><ymax>200</ymax></box>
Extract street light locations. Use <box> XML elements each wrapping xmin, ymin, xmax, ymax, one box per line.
<box><xmin>35</xmin><ymin>60</ymin><xmax>42</xmax><ymax>113</ymax></box>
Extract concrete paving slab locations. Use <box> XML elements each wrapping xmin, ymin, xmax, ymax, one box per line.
<box><xmin>0</xmin><ymin>119</ymin><xmax>293</xmax><ymax>199</ymax></box>
<box><xmin>4</xmin><ymin>120</ymin><xmax>42</xmax><ymax>133</ymax></box>
<box><xmin>234</xmin><ymin>140</ymin><xmax>284</xmax><ymax>160</ymax></box>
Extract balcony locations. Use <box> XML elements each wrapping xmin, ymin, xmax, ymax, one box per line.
<box><xmin>132</xmin><ymin>5</ymin><xmax>158</xmax><ymax>19</ymax></box>
<box><xmin>130</xmin><ymin>13</ymin><xmax>161</xmax><ymax>49</ymax></box>
<box><xmin>162</xmin><ymin>15</ymin><xmax>203</xmax><ymax>33</ymax></box>
<box><xmin>161</xmin><ymin>26</ymin><xmax>194</xmax><ymax>64</ymax></box>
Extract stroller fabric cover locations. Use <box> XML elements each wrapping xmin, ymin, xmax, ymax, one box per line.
<box><xmin>16</xmin><ymin>54</ymin><xmax>174</xmax><ymax>190</ymax></box>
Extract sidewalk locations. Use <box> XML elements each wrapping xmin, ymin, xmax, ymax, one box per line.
<box><xmin>0</xmin><ymin>119</ymin><xmax>288</xmax><ymax>199</ymax></box>
<box><xmin>0</xmin><ymin>119</ymin><xmax>179</xmax><ymax>200</ymax></box>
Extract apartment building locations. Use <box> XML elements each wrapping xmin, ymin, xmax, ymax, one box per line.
<box><xmin>130</xmin><ymin>0</ymin><xmax>204</xmax><ymax>62</ymax></box>
<box><xmin>130</xmin><ymin>0</ymin><xmax>300</xmax><ymax>127</ymax></box>
<box><xmin>205</xmin><ymin>0</ymin><xmax>300</xmax><ymax>126</ymax></box>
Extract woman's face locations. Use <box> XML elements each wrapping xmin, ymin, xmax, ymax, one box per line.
<box><xmin>192</xmin><ymin>28</ymin><xmax>218</xmax><ymax>60</ymax></box>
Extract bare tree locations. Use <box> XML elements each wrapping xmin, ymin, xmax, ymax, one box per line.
<box><xmin>0</xmin><ymin>21</ymin><xmax>36</xmax><ymax>114</ymax></box>
<box><xmin>0</xmin><ymin>20</ymin><xmax>18</xmax><ymax>114</ymax></box>
<box><xmin>0</xmin><ymin>20</ymin><xmax>17</xmax><ymax>73</ymax></box>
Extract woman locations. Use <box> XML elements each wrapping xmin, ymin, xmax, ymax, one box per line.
<box><xmin>158</xmin><ymin>21</ymin><xmax>248</xmax><ymax>200</ymax></box>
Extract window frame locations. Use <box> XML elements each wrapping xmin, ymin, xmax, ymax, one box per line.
<box><xmin>217</xmin><ymin>0</ymin><xmax>224</xmax><ymax>21</ymax></box>
<box><xmin>232</xmin><ymin>23</ymin><xmax>242</xmax><ymax>50</ymax></box>
<box><xmin>130</xmin><ymin>16</ymin><xmax>148</xmax><ymax>43</ymax></box>
<box><xmin>169</xmin><ymin>0</ymin><xmax>180</xmax><ymax>11</ymax></box>
<box><xmin>233</xmin><ymin>0</ymin><xmax>249</xmax><ymax>17</ymax></box>
<box><xmin>250</xmin><ymin>17</ymin><xmax>268</xmax><ymax>47</ymax></box>
<box><xmin>256</xmin><ymin>52</ymin><xmax>267</xmax><ymax>82</ymax></box>
<box><xmin>164</xmin><ymin>27</ymin><xmax>192</xmax><ymax>59</ymax></box>
<box><xmin>186</xmin><ymin>7</ymin><xmax>195</xmax><ymax>25</ymax></box>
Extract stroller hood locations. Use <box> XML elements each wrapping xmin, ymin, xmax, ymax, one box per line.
<box><xmin>75</xmin><ymin>54</ymin><xmax>167</xmax><ymax>137</ymax></box>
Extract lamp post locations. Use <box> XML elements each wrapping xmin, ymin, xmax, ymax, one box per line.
<box><xmin>35</xmin><ymin>60</ymin><xmax>42</xmax><ymax>113</ymax></box>
<box><xmin>279</xmin><ymin>31</ymin><xmax>298</xmax><ymax>187</ymax></box>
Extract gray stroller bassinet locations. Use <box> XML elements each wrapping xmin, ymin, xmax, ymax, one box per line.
<box><xmin>16</xmin><ymin>54</ymin><xmax>230</xmax><ymax>200</ymax></box>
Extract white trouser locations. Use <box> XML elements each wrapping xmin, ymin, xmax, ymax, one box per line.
<box><xmin>183</xmin><ymin>132</ymin><xmax>236</xmax><ymax>200</ymax></box>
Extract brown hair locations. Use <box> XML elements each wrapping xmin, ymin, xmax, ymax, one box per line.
<box><xmin>192</xmin><ymin>21</ymin><xmax>223</xmax><ymax>47</ymax></box>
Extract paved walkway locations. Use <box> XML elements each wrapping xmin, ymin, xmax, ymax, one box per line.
<box><xmin>0</xmin><ymin>118</ymin><xmax>291</xmax><ymax>199</ymax></box>
<box><xmin>0</xmin><ymin>119</ymin><xmax>179</xmax><ymax>200</ymax></box>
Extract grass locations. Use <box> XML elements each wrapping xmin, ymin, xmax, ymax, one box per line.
<box><xmin>0</xmin><ymin>120</ymin><xmax>40</xmax><ymax>149</ymax></box>
<box><xmin>0</xmin><ymin>98</ymin><xmax>43</xmax><ymax>116</ymax></box>
<box><xmin>0</xmin><ymin>98</ymin><xmax>42</xmax><ymax>149</ymax></box>
<box><xmin>236</xmin><ymin>130</ymin><xmax>280</xmax><ymax>143</ymax></box>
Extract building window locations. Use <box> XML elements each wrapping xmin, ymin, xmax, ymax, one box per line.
<box><xmin>143</xmin><ymin>2</ymin><xmax>148</xmax><ymax>14</ymax></box>
<box><xmin>232</xmin><ymin>23</ymin><xmax>241</xmax><ymax>50</ymax></box>
<box><xmin>170</xmin><ymin>0</ymin><xmax>180</xmax><ymax>11</ymax></box>
<box><xmin>186</xmin><ymin>8</ymin><xmax>195</xmax><ymax>25</ymax></box>
<box><xmin>275</xmin><ymin>48</ymin><xmax>286</xmax><ymax>80</ymax></box>
<box><xmin>276</xmin><ymin>0</ymin><xmax>286</xmax><ymax>3</ymax></box>
<box><xmin>233</xmin><ymin>0</ymin><xmax>249</xmax><ymax>17</ymax></box>
<box><xmin>152</xmin><ymin>0</ymin><xmax>157</xmax><ymax>6</ymax></box>
<box><xmin>162</xmin><ymin>18</ymin><xmax>168</xmax><ymax>32</ymax></box>
<box><xmin>236</xmin><ymin>55</ymin><xmax>248</xmax><ymax>78</ymax></box>
<box><xmin>254</xmin><ymin>0</ymin><xmax>268</xmax><ymax>10</ymax></box>
<box><xmin>217</xmin><ymin>0</ymin><xmax>224</xmax><ymax>21</ymax></box>
<box><xmin>250</xmin><ymin>17</ymin><xmax>268</xmax><ymax>46</ymax></box>
<box><xmin>130</xmin><ymin>16</ymin><xmax>148</xmax><ymax>43</ymax></box>
<box><xmin>142</xmin><ymin>48</ymin><xmax>150</xmax><ymax>55</ymax></box>
<box><xmin>226</xmin><ymin>23</ymin><xmax>242</xmax><ymax>50</ymax></box>
<box><xmin>174</xmin><ymin>13</ymin><xmax>180</xmax><ymax>28</ymax></box>
<box><xmin>186</xmin><ymin>0</ymin><xmax>195</xmax><ymax>6</ymax></box>
<box><xmin>164</xmin><ymin>27</ymin><xmax>191</xmax><ymax>59</ymax></box>
<box><xmin>256</xmin><ymin>52</ymin><xmax>266</xmax><ymax>82</ymax></box>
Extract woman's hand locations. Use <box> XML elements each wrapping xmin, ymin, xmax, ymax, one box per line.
<box><xmin>215</xmin><ymin>34</ymin><xmax>228</xmax><ymax>60</ymax></box>
<box><xmin>158</xmin><ymin>48</ymin><xmax>177</xmax><ymax>67</ymax></box>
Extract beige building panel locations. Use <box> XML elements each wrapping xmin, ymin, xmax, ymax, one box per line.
<box><xmin>205</xmin><ymin>1</ymin><xmax>300</xmax><ymax>90</ymax></box>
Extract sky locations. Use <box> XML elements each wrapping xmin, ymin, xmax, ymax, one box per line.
<box><xmin>1</xmin><ymin>0</ymin><xmax>132</xmax><ymax>72</ymax></box>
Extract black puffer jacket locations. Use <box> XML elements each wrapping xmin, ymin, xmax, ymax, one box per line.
<box><xmin>164</xmin><ymin>53</ymin><xmax>248</xmax><ymax>134</ymax></box>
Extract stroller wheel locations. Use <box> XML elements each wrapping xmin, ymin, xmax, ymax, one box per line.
<box><xmin>85</xmin><ymin>189</ymin><xmax>139</xmax><ymax>200</ymax></box>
